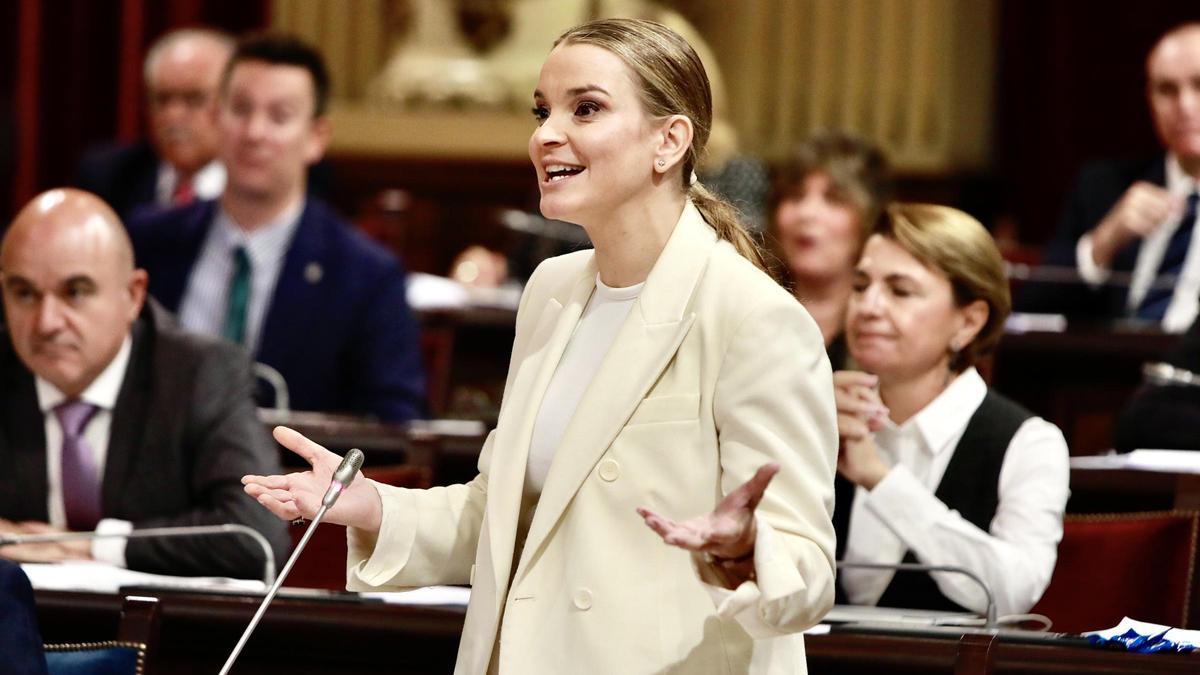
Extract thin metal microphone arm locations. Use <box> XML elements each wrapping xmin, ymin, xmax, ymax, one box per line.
<box><xmin>219</xmin><ymin>448</ymin><xmax>365</xmax><ymax>675</ymax></box>
<box><xmin>0</xmin><ymin>524</ymin><xmax>276</xmax><ymax>586</ymax></box>
<box><xmin>836</xmin><ymin>560</ymin><xmax>997</xmax><ymax>628</ymax></box>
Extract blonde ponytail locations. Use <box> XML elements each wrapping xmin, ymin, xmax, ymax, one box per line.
<box><xmin>688</xmin><ymin>182</ymin><xmax>767</xmax><ymax>272</ymax></box>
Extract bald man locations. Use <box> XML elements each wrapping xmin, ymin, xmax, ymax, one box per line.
<box><xmin>0</xmin><ymin>189</ymin><xmax>288</xmax><ymax>579</ymax></box>
<box><xmin>1019</xmin><ymin>23</ymin><xmax>1200</xmax><ymax>330</ymax></box>
<box><xmin>76</xmin><ymin>28</ymin><xmax>234</xmax><ymax>217</ymax></box>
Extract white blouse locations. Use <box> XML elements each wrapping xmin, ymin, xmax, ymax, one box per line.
<box><xmin>841</xmin><ymin>368</ymin><xmax>1071</xmax><ymax>617</ymax></box>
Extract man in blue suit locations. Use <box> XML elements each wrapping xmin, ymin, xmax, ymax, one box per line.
<box><xmin>0</xmin><ymin>560</ymin><xmax>48</xmax><ymax>675</ymax></box>
<box><xmin>128</xmin><ymin>34</ymin><xmax>425</xmax><ymax>423</ymax></box>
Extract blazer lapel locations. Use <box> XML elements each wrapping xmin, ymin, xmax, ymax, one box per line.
<box><xmin>486</xmin><ymin>262</ymin><xmax>597</xmax><ymax>594</ymax></box>
<box><xmin>102</xmin><ymin>307</ymin><xmax>154</xmax><ymax>515</ymax></box>
<box><xmin>257</xmin><ymin>202</ymin><xmax>327</xmax><ymax>364</ymax></box>
<box><xmin>514</xmin><ymin>203</ymin><xmax>717</xmax><ymax>580</ymax></box>
<box><xmin>0</xmin><ymin>358</ymin><xmax>50</xmax><ymax>521</ymax></box>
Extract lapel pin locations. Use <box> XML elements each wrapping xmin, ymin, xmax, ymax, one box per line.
<box><xmin>304</xmin><ymin>262</ymin><xmax>323</xmax><ymax>284</ymax></box>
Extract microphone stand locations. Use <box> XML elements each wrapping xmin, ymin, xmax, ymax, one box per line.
<box><xmin>218</xmin><ymin>448</ymin><xmax>364</xmax><ymax>675</ymax></box>
<box><xmin>836</xmin><ymin>560</ymin><xmax>997</xmax><ymax>628</ymax></box>
<box><xmin>0</xmin><ymin>524</ymin><xmax>276</xmax><ymax>586</ymax></box>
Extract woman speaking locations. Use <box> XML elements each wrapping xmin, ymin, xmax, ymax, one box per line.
<box><xmin>244</xmin><ymin>18</ymin><xmax>837</xmax><ymax>674</ymax></box>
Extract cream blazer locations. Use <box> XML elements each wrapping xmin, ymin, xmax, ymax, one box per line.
<box><xmin>347</xmin><ymin>203</ymin><xmax>838</xmax><ymax>674</ymax></box>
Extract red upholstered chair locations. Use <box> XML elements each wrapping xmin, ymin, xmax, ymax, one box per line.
<box><xmin>1032</xmin><ymin>511</ymin><xmax>1200</xmax><ymax>632</ymax></box>
<box><xmin>283</xmin><ymin>464</ymin><xmax>432</xmax><ymax>590</ymax></box>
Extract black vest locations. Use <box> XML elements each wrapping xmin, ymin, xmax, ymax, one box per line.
<box><xmin>832</xmin><ymin>390</ymin><xmax>1033</xmax><ymax>611</ymax></box>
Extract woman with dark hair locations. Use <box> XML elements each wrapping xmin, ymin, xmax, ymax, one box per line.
<box><xmin>246</xmin><ymin>18</ymin><xmax>837</xmax><ymax>674</ymax></box>
<box><xmin>773</xmin><ymin>131</ymin><xmax>893</xmax><ymax>367</ymax></box>
<box><xmin>834</xmin><ymin>204</ymin><xmax>1069</xmax><ymax>617</ymax></box>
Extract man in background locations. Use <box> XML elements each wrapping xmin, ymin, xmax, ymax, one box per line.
<box><xmin>1019</xmin><ymin>22</ymin><xmax>1200</xmax><ymax>331</ymax></box>
<box><xmin>128</xmin><ymin>34</ymin><xmax>426</xmax><ymax>423</ymax></box>
<box><xmin>76</xmin><ymin>28</ymin><xmax>234</xmax><ymax>217</ymax></box>
<box><xmin>0</xmin><ymin>188</ymin><xmax>288</xmax><ymax>579</ymax></box>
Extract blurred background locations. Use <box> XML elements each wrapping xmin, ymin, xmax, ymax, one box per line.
<box><xmin>2</xmin><ymin>0</ymin><xmax>1199</xmax><ymax>271</ymax></box>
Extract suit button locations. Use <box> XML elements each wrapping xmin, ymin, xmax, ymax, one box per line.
<box><xmin>597</xmin><ymin>458</ymin><xmax>620</xmax><ymax>482</ymax></box>
<box><xmin>573</xmin><ymin>588</ymin><xmax>593</xmax><ymax>611</ymax></box>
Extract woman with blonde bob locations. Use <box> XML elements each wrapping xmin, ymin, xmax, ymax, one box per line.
<box><xmin>834</xmin><ymin>204</ymin><xmax>1069</xmax><ymax>618</ymax></box>
<box><xmin>244</xmin><ymin>18</ymin><xmax>837</xmax><ymax>675</ymax></box>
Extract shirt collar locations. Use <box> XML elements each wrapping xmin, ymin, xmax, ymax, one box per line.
<box><xmin>35</xmin><ymin>335</ymin><xmax>133</xmax><ymax>413</ymax></box>
<box><xmin>1165</xmin><ymin>154</ymin><xmax>1199</xmax><ymax>197</ymax></box>
<box><xmin>157</xmin><ymin>160</ymin><xmax>227</xmax><ymax>202</ymax></box>
<box><xmin>884</xmin><ymin>367</ymin><xmax>988</xmax><ymax>457</ymax></box>
<box><xmin>214</xmin><ymin>198</ymin><xmax>305</xmax><ymax>264</ymax></box>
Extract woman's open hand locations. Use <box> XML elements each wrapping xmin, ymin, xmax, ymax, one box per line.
<box><xmin>242</xmin><ymin>426</ymin><xmax>383</xmax><ymax>533</ymax></box>
<box><xmin>637</xmin><ymin>463</ymin><xmax>779</xmax><ymax>561</ymax></box>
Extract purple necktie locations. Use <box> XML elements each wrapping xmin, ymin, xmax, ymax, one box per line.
<box><xmin>54</xmin><ymin>400</ymin><xmax>102</xmax><ymax>531</ymax></box>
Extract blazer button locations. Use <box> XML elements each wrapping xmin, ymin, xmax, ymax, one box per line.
<box><xmin>597</xmin><ymin>458</ymin><xmax>620</xmax><ymax>482</ymax></box>
<box><xmin>573</xmin><ymin>588</ymin><xmax>593</xmax><ymax>611</ymax></box>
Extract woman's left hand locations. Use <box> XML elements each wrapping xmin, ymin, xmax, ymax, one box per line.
<box><xmin>637</xmin><ymin>463</ymin><xmax>779</xmax><ymax>560</ymax></box>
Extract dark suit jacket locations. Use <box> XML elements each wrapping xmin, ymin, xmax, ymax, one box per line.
<box><xmin>1115</xmin><ymin>314</ymin><xmax>1200</xmax><ymax>451</ymax></box>
<box><xmin>127</xmin><ymin>198</ymin><xmax>426</xmax><ymax>423</ymax></box>
<box><xmin>0</xmin><ymin>561</ymin><xmax>47</xmax><ymax>675</ymax></box>
<box><xmin>74</xmin><ymin>140</ymin><xmax>159</xmax><ymax>220</ymax></box>
<box><xmin>1016</xmin><ymin>156</ymin><xmax>1167</xmax><ymax>319</ymax></box>
<box><xmin>0</xmin><ymin>302</ymin><xmax>290</xmax><ymax>579</ymax></box>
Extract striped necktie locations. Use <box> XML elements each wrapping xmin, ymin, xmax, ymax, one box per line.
<box><xmin>1137</xmin><ymin>191</ymin><xmax>1199</xmax><ymax>320</ymax></box>
<box><xmin>223</xmin><ymin>246</ymin><xmax>252</xmax><ymax>344</ymax></box>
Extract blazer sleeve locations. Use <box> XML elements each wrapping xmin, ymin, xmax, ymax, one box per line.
<box><xmin>123</xmin><ymin>342</ymin><xmax>291</xmax><ymax>580</ymax></box>
<box><xmin>0</xmin><ymin>561</ymin><xmax>48</xmax><ymax>675</ymax></box>
<box><xmin>697</xmin><ymin>293</ymin><xmax>840</xmax><ymax>637</ymax></box>
<box><xmin>345</xmin><ymin>261</ymin><xmax>551</xmax><ymax>589</ymax></box>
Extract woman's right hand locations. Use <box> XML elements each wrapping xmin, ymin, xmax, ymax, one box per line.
<box><xmin>833</xmin><ymin>371</ymin><xmax>892</xmax><ymax>490</ymax></box>
<box><xmin>833</xmin><ymin>370</ymin><xmax>888</xmax><ymax>442</ymax></box>
<box><xmin>242</xmin><ymin>426</ymin><xmax>383</xmax><ymax>533</ymax></box>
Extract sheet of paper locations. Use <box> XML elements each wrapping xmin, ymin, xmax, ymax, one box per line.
<box><xmin>22</xmin><ymin>560</ymin><xmax>265</xmax><ymax>594</ymax></box>
<box><xmin>1070</xmin><ymin>450</ymin><xmax>1200</xmax><ymax>473</ymax></box>
<box><xmin>360</xmin><ymin>585</ymin><xmax>471</xmax><ymax>606</ymax></box>
<box><xmin>823</xmin><ymin>604</ymin><xmax>981</xmax><ymax>626</ymax></box>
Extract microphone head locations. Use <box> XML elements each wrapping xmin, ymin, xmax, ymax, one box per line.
<box><xmin>332</xmin><ymin>448</ymin><xmax>365</xmax><ymax>487</ymax></box>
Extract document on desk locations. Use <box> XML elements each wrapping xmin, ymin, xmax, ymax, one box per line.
<box><xmin>360</xmin><ymin>585</ymin><xmax>471</xmax><ymax>607</ymax></box>
<box><xmin>1070</xmin><ymin>449</ymin><xmax>1200</xmax><ymax>473</ymax></box>
<box><xmin>22</xmin><ymin>561</ymin><xmax>266</xmax><ymax>594</ymax></box>
<box><xmin>823</xmin><ymin>604</ymin><xmax>981</xmax><ymax>627</ymax></box>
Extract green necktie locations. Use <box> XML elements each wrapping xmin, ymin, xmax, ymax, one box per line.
<box><xmin>223</xmin><ymin>247</ymin><xmax>252</xmax><ymax>344</ymax></box>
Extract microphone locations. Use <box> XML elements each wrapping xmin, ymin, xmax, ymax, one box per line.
<box><xmin>836</xmin><ymin>560</ymin><xmax>997</xmax><ymax>628</ymax></box>
<box><xmin>218</xmin><ymin>448</ymin><xmax>365</xmax><ymax>675</ymax></box>
<box><xmin>0</xmin><ymin>524</ymin><xmax>277</xmax><ymax>586</ymax></box>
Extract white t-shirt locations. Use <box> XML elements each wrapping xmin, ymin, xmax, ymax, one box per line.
<box><xmin>519</xmin><ymin>274</ymin><xmax>643</xmax><ymax>536</ymax></box>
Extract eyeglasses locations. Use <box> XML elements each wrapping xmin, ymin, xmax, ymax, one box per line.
<box><xmin>147</xmin><ymin>88</ymin><xmax>213</xmax><ymax>111</ymax></box>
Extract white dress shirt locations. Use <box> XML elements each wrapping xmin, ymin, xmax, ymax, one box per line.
<box><xmin>178</xmin><ymin>199</ymin><xmax>304</xmax><ymax>353</ymax></box>
<box><xmin>155</xmin><ymin>159</ymin><xmax>226</xmax><ymax>205</ymax></box>
<box><xmin>841</xmin><ymin>368</ymin><xmax>1070</xmax><ymax>617</ymax></box>
<box><xmin>1077</xmin><ymin>154</ymin><xmax>1200</xmax><ymax>332</ymax></box>
<box><xmin>35</xmin><ymin>336</ymin><xmax>134</xmax><ymax>565</ymax></box>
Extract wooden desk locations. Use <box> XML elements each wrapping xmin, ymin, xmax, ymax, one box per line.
<box><xmin>992</xmin><ymin>324</ymin><xmax>1180</xmax><ymax>455</ymax></box>
<box><xmin>1070</xmin><ymin>466</ymin><xmax>1200</xmax><ymax>513</ymax></box>
<box><xmin>808</xmin><ymin>626</ymin><xmax>1197</xmax><ymax>674</ymax></box>
<box><xmin>35</xmin><ymin>589</ymin><xmax>1197</xmax><ymax>674</ymax></box>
